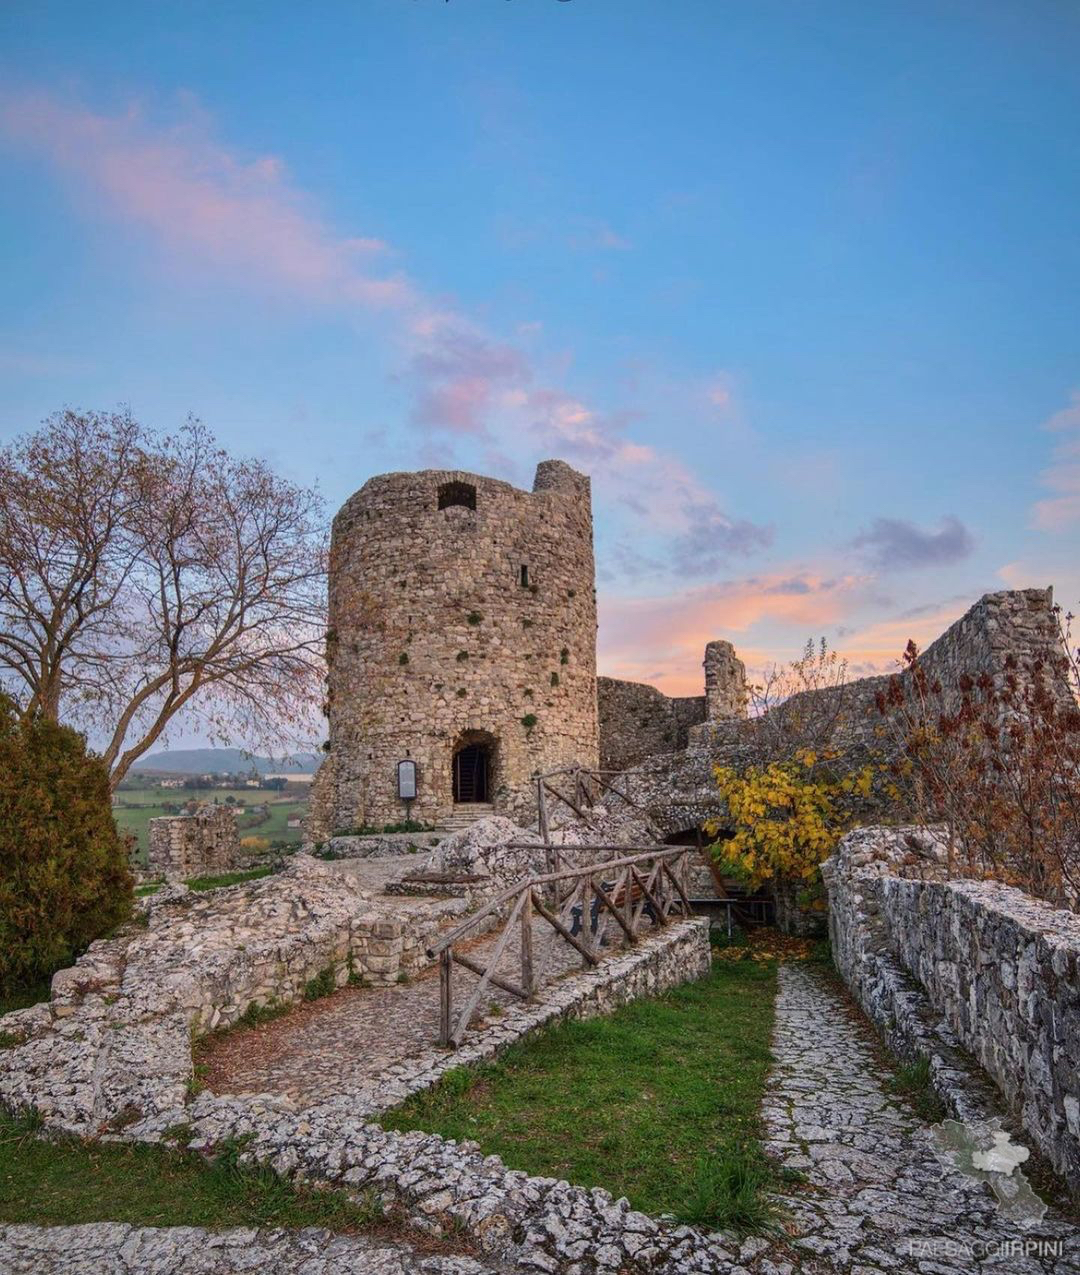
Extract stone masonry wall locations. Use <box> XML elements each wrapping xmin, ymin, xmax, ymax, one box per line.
<box><xmin>147</xmin><ymin>805</ymin><xmax>240</xmax><ymax>882</ymax></box>
<box><xmin>824</xmin><ymin>825</ymin><xmax>1080</xmax><ymax>1189</ymax></box>
<box><xmin>690</xmin><ymin>586</ymin><xmax>1062</xmax><ymax>751</ymax></box>
<box><xmin>704</xmin><ymin>639</ymin><xmax>747</xmax><ymax>719</ymax></box>
<box><xmin>315</xmin><ymin>461</ymin><xmax>598</xmax><ymax>836</ymax></box>
<box><xmin>598</xmin><ymin>640</ymin><xmax>747</xmax><ymax>772</ymax></box>
<box><xmin>597</xmin><ymin>677</ymin><xmax>705</xmax><ymax>771</ymax></box>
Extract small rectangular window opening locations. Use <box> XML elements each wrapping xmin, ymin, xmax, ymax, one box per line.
<box><xmin>520</xmin><ymin>565</ymin><xmax>529</xmax><ymax>588</ymax></box>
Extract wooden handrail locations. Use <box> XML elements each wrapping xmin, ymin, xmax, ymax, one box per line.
<box><xmin>426</xmin><ymin>845</ymin><xmax>689</xmax><ymax>957</ymax></box>
<box><xmin>433</xmin><ymin>842</ymin><xmax>693</xmax><ymax>1048</ymax></box>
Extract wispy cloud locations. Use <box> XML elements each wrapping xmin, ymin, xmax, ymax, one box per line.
<box><xmin>1</xmin><ymin>92</ymin><xmax>409</xmax><ymax>309</ymax></box>
<box><xmin>1032</xmin><ymin>390</ymin><xmax>1080</xmax><ymax>531</ymax></box>
<box><xmin>567</xmin><ymin>218</ymin><xmax>632</xmax><ymax>252</ymax></box>
<box><xmin>598</xmin><ymin>568</ymin><xmax>871</xmax><ymax>694</ymax></box>
<box><xmin>1</xmin><ymin>88</ymin><xmax>766</xmax><ymax>583</ymax></box>
<box><xmin>851</xmin><ymin>515</ymin><xmax>974</xmax><ymax>570</ymax></box>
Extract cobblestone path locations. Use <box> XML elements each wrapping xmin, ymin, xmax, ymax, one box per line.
<box><xmin>0</xmin><ymin>1223</ymin><xmax>501</xmax><ymax>1273</ymax></box>
<box><xmin>763</xmin><ymin>963</ymin><xmax>1080</xmax><ymax>1274</ymax></box>
<box><xmin>202</xmin><ymin>913</ymin><xmax>591</xmax><ymax>1104</ymax></box>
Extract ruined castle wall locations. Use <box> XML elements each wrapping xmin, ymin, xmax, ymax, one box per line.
<box><xmin>704</xmin><ymin>640</ymin><xmax>748</xmax><ymax>719</ymax></box>
<box><xmin>148</xmin><ymin>805</ymin><xmax>240</xmax><ymax>882</ymax></box>
<box><xmin>825</xmin><ymin>826</ymin><xmax>1080</xmax><ymax>1189</ymax></box>
<box><xmin>597</xmin><ymin>678</ymin><xmax>705</xmax><ymax>771</ymax></box>
<box><xmin>689</xmin><ymin>587</ymin><xmax>1063</xmax><ymax>751</ymax></box>
<box><xmin>319</xmin><ymin>461</ymin><xmax>598</xmax><ymax>833</ymax></box>
<box><xmin>598</xmin><ymin>640</ymin><xmax>746</xmax><ymax>771</ymax></box>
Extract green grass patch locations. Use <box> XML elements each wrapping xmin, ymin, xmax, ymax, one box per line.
<box><xmin>887</xmin><ymin>1054</ymin><xmax>947</xmax><ymax>1123</ymax></box>
<box><xmin>185</xmin><ymin>868</ymin><xmax>273</xmax><ymax>892</ymax></box>
<box><xmin>381</xmin><ymin>960</ymin><xmax>781</xmax><ymax>1234</ymax></box>
<box><xmin>0</xmin><ymin>1115</ymin><xmax>382</xmax><ymax>1232</ymax></box>
<box><xmin>0</xmin><ymin>980</ymin><xmax>52</xmax><ymax>1018</ymax></box>
<box><xmin>710</xmin><ymin>922</ymin><xmax>750</xmax><ymax>949</ymax></box>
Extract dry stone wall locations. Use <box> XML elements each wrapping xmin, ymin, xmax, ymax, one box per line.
<box><xmin>598</xmin><ymin>641</ymin><xmax>746</xmax><ymax>772</ymax></box>
<box><xmin>824</xmin><ymin>825</ymin><xmax>1080</xmax><ymax>1190</ymax></box>
<box><xmin>314</xmin><ymin>461</ymin><xmax>598</xmax><ymax>837</ymax></box>
<box><xmin>147</xmin><ymin>805</ymin><xmax>240</xmax><ymax>882</ymax></box>
<box><xmin>597</xmin><ymin>678</ymin><xmax>705</xmax><ymax>771</ymax></box>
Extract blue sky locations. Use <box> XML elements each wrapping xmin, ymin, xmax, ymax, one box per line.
<box><xmin>1</xmin><ymin>0</ymin><xmax>1078</xmax><ymax>705</ymax></box>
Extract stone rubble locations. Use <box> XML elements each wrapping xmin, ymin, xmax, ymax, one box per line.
<box><xmin>319</xmin><ymin>831</ymin><xmax>444</xmax><ymax>860</ymax></box>
<box><xmin>0</xmin><ymin>1223</ymin><xmax>501</xmax><ymax>1274</ymax></box>
<box><xmin>422</xmin><ymin>817</ymin><xmax>544</xmax><ymax>883</ymax></box>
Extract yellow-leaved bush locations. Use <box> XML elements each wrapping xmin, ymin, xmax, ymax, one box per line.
<box><xmin>706</xmin><ymin>749</ymin><xmax>876</xmax><ymax>890</ymax></box>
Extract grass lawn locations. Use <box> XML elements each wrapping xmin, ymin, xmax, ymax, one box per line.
<box><xmin>0</xmin><ymin>1113</ymin><xmax>381</xmax><ymax>1233</ymax></box>
<box><xmin>381</xmin><ymin>959</ymin><xmax>782</xmax><ymax>1234</ymax></box>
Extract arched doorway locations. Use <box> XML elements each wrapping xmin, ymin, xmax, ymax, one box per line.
<box><xmin>453</xmin><ymin>740</ymin><xmax>491</xmax><ymax>803</ymax></box>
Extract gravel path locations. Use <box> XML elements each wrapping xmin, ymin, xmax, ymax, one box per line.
<box><xmin>202</xmin><ymin>911</ymin><xmax>599</xmax><ymax>1105</ymax></box>
<box><xmin>0</xmin><ymin>1223</ymin><xmax>501</xmax><ymax>1274</ymax></box>
<box><xmin>764</xmin><ymin>963</ymin><xmax>1080</xmax><ymax>1273</ymax></box>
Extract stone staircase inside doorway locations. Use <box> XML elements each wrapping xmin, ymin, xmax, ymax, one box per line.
<box><xmin>436</xmin><ymin>803</ymin><xmax>496</xmax><ymax>833</ymax></box>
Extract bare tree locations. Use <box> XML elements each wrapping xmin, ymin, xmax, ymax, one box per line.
<box><xmin>0</xmin><ymin>409</ymin><xmax>327</xmax><ymax>786</ymax></box>
<box><xmin>877</xmin><ymin>617</ymin><xmax>1080</xmax><ymax>906</ymax></box>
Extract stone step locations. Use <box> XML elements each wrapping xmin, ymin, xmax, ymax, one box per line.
<box><xmin>437</xmin><ymin>804</ymin><xmax>495</xmax><ymax>832</ymax></box>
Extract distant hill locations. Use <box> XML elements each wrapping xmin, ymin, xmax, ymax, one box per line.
<box><xmin>130</xmin><ymin>748</ymin><xmax>321</xmax><ymax>777</ymax></box>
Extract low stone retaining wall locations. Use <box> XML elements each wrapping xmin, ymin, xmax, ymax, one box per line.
<box><xmin>823</xmin><ymin>826</ymin><xmax>1080</xmax><ymax>1189</ymax></box>
<box><xmin>315</xmin><ymin>831</ymin><xmax>443</xmax><ymax>859</ymax></box>
<box><xmin>1</xmin><ymin>909</ymin><xmax>743</xmax><ymax>1273</ymax></box>
<box><xmin>0</xmin><ymin>857</ymin><xmax>466</xmax><ymax>1134</ymax></box>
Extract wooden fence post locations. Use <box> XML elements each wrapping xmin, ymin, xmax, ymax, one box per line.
<box><xmin>439</xmin><ymin>949</ymin><xmax>452</xmax><ymax>1048</ymax></box>
<box><xmin>521</xmin><ymin>888</ymin><xmax>534</xmax><ymax>996</ymax></box>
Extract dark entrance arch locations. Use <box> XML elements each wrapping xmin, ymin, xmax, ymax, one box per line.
<box><xmin>453</xmin><ymin>742</ymin><xmax>491</xmax><ymax>803</ymax></box>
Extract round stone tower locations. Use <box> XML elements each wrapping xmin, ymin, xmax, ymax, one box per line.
<box><xmin>311</xmin><ymin>460</ymin><xmax>598</xmax><ymax>835</ymax></box>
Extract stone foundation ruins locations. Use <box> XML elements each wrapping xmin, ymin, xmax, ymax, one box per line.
<box><xmin>0</xmin><ymin>839</ymin><xmax>736</xmax><ymax>1273</ymax></box>
<box><xmin>147</xmin><ymin>804</ymin><xmax>241</xmax><ymax>882</ymax></box>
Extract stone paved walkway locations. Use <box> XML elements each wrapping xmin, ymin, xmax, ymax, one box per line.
<box><xmin>0</xmin><ymin>1223</ymin><xmax>501</xmax><ymax>1273</ymax></box>
<box><xmin>764</xmin><ymin>963</ymin><xmax>1080</xmax><ymax>1274</ymax></box>
<box><xmin>202</xmin><ymin>911</ymin><xmax>597</xmax><ymax>1104</ymax></box>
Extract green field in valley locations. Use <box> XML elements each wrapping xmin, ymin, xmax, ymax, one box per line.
<box><xmin>112</xmin><ymin>786</ymin><xmax>309</xmax><ymax>861</ymax></box>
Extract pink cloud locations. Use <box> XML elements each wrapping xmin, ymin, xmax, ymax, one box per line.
<box><xmin>598</xmin><ymin>575</ymin><xmax>973</xmax><ymax>698</ymax></box>
<box><xmin>2</xmin><ymin>93</ymin><xmax>412</xmax><ymax>309</ymax></box>
<box><xmin>598</xmin><ymin>570</ymin><xmax>872</xmax><ymax>695</ymax></box>
<box><xmin>2</xmin><ymin>88</ymin><xmax>771</xmax><ymax>584</ymax></box>
<box><xmin>1032</xmin><ymin>391</ymin><xmax>1080</xmax><ymax>531</ymax></box>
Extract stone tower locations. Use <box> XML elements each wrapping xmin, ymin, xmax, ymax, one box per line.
<box><xmin>704</xmin><ymin>640</ymin><xmax>747</xmax><ymax>720</ymax></box>
<box><xmin>310</xmin><ymin>460</ymin><xmax>599</xmax><ymax>836</ymax></box>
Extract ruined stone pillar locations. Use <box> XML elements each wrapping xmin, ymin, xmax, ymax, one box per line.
<box><xmin>704</xmin><ymin>640</ymin><xmax>747</xmax><ymax>719</ymax></box>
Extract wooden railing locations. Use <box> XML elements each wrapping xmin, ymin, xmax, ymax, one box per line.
<box><xmin>426</xmin><ymin>844</ymin><xmax>693</xmax><ymax>1047</ymax></box>
<box><xmin>534</xmin><ymin>766</ymin><xmax>640</xmax><ymax>851</ymax></box>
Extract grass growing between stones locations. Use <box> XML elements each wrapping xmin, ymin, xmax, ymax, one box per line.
<box><xmin>185</xmin><ymin>867</ymin><xmax>274</xmax><ymax>892</ymax></box>
<box><xmin>887</xmin><ymin>1055</ymin><xmax>947</xmax><ymax>1124</ymax></box>
<box><xmin>0</xmin><ymin>1114</ymin><xmax>383</xmax><ymax>1233</ymax></box>
<box><xmin>381</xmin><ymin>959</ymin><xmax>781</xmax><ymax>1235</ymax></box>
